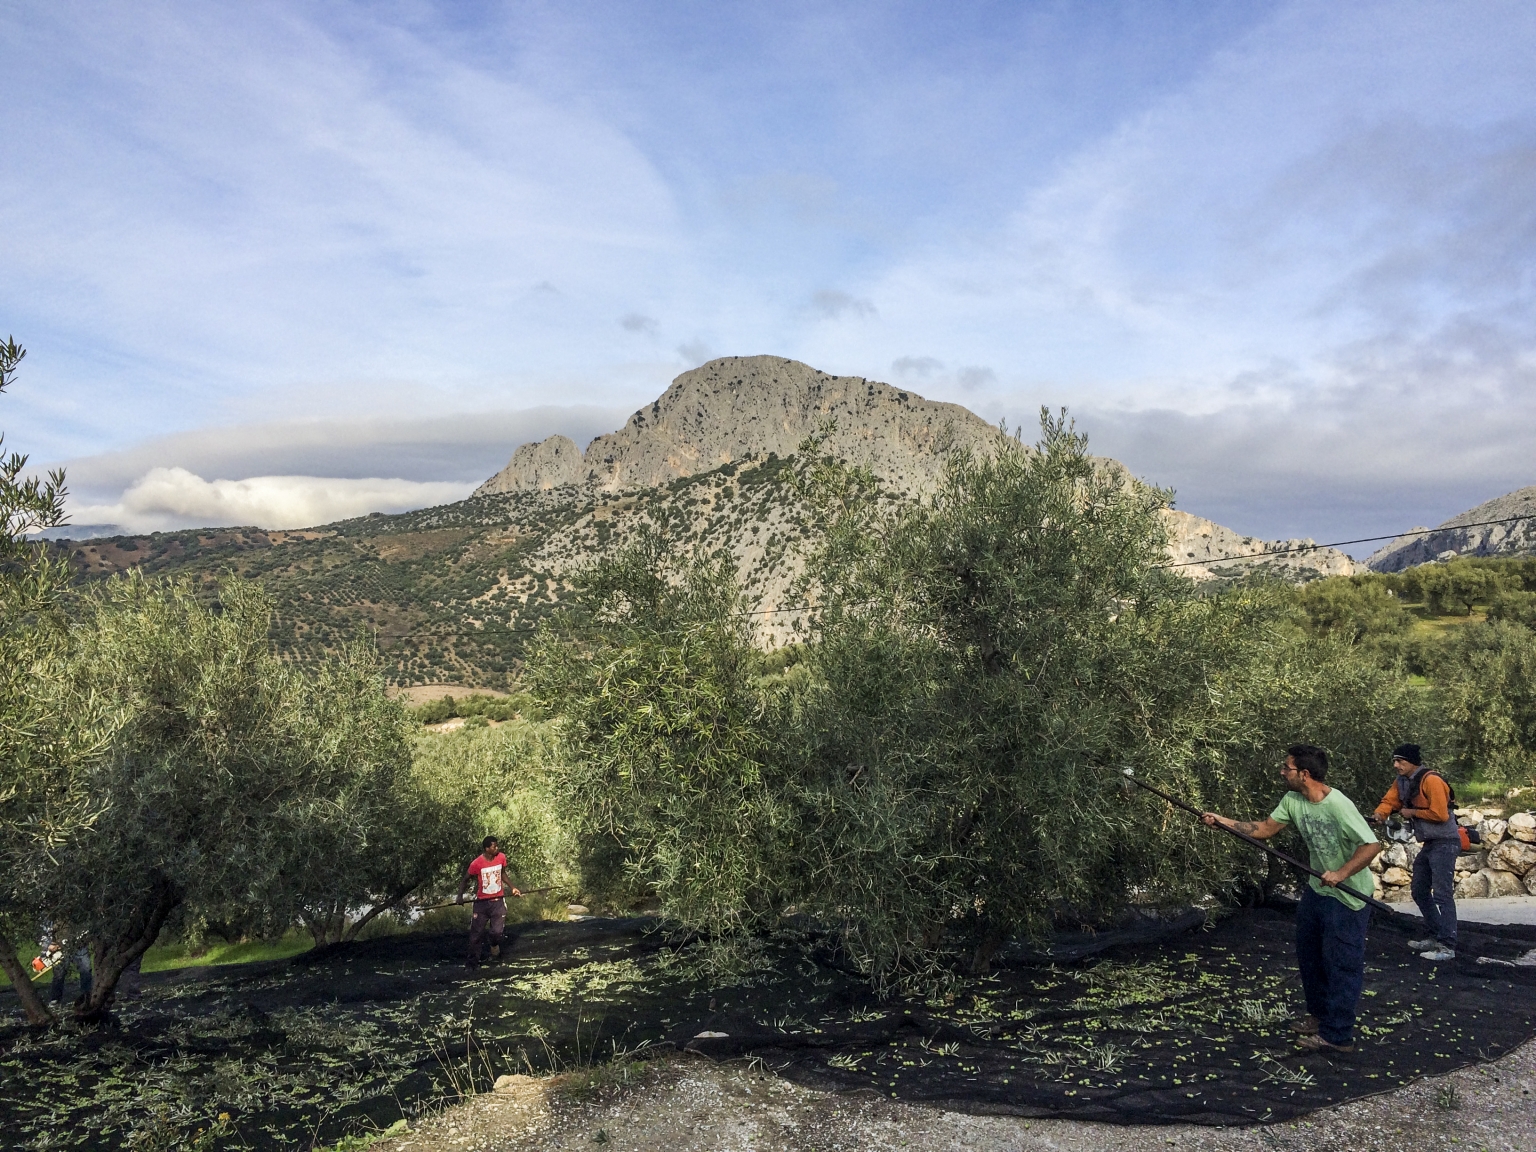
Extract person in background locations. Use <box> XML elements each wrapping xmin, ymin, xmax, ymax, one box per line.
<box><xmin>40</xmin><ymin>928</ymin><xmax>92</xmax><ymax>1007</ymax></box>
<box><xmin>1374</xmin><ymin>743</ymin><xmax>1459</xmax><ymax>962</ymax></box>
<box><xmin>1200</xmin><ymin>743</ymin><xmax>1381</xmax><ymax>1053</ymax></box>
<box><xmin>457</xmin><ymin>836</ymin><xmax>521</xmax><ymax>970</ymax></box>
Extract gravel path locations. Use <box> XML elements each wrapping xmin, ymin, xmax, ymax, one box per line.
<box><xmin>378</xmin><ymin>1039</ymin><xmax>1536</xmax><ymax>1152</ymax></box>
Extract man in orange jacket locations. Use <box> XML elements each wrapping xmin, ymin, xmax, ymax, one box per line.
<box><xmin>1374</xmin><ymin>744</ymin><xmax>1460</xmax><ymax>961</ymax></box>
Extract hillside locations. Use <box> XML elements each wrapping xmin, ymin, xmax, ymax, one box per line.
<box><xmin>1368</xmin><ymin>484</ymin><xmax>1536</xmax><ymax>572</ymax></box>
<box><xmin>59</xmin><ymin>356</ymin><xmax>1357</xmax><ymax>687</ymax></box>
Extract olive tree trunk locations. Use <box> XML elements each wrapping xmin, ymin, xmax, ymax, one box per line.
<box><xmin>0</xmin><ymin>928</ymin><xmax>53</xmax><ymax>1026</ymax></box>
<box><xmin>78</xmin><ymin>871</ymin><xmax>182</xmax><ymax>1020</ymax></box>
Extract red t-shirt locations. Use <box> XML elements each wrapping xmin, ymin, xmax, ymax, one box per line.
<box><xmin>467</xmin><ymin>852</ymin><xmax>507</xmax><ymax>900</ymax></box>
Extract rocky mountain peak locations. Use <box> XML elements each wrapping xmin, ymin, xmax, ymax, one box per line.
<box><xmin>475</xmin><ymin>355</ymin><xmax>1005</xmax><ymax>497</ymax></box>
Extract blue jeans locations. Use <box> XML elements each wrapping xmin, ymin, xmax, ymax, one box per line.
<box><xmin>1411</xmin><ymin>839</ymin><xmax>1459</xmax><ymax>949</ymax></box>
<box><xmin>1296</xmin><ymin>887</ymin><xmax>1371</xmax><ymax>1046</ymax></box>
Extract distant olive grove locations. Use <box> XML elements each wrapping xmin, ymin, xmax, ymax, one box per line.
<box><xmin>1289</xmin><ymin>556</ymin><xmax>1536</xmax><ymax>785</ymax></box>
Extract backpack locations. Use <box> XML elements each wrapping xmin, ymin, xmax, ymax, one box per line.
<box><xmin>1397</xmin><ymin>767</ymin><xmax>1480</xmax><ymax>849</ymax></box>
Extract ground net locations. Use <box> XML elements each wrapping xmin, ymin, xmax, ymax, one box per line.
<box><xmin>3</xmin><ymin>904</ymin><xmax>1535</xmax><ymax>1148</ymax></box>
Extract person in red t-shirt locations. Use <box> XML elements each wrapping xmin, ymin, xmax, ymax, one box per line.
<box><xmin>457</xmin><ymin>836</ymin><xmax>522</xmax><ymax>968</ymax></box>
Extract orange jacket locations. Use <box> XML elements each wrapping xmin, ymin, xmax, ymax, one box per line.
<box><xmin>1374</xmin><ymin>771</ymin><xmax>1452</xmax><ymax>824</ymax></box>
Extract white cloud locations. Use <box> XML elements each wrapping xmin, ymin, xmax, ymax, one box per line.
<box><xmin>69</xmin><ymin>468</ymin><xmax>473</xmax><ymax>535</ymax></box>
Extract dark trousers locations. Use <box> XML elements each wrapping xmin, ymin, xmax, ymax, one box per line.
<box><xmin>1411</xmin><ymin>839</ymin><xmax>1459</xmax><ymax>949</ymax></box>
<box><xmin>1296</xmin><ymin>886</ymin><xmax>1371</xmax><ymax>1046</ymax></box>
<box><xmin>49</xmin><ymin>948</ymin><xmax>92</xmax><ymax>1004</ymax></box>
<box><xmin>467</xmin><ymin>898</ymin><xmax>506</xmax><ymax>965</ymax></box>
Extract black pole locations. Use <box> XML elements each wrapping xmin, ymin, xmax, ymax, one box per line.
<box><xmin>416</xmin><ymin>887</ymin><xmax>561</xmax><ymax>913</ymax></box>
<box><xmin>1118</xmin><ymin>768</ymin><xmax>1397</xmax><ymax>916</ymax></box>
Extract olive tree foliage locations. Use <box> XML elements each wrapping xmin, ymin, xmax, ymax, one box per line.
<box><xmin>532</xmin><ymin>413</ymin><xmax>1425</xmax><ymax>987</ymax></box>
<box><xmin>0</xmin><ymin>336</ymin><xmax>112</xmax><ymax>1025</ymax></box>
<box><xmin>1427</xmin><ymin>620</ymin><xmax>1536</xmax><ymax>785</ymax></box>
<box><xmin>228</xmin><ymin>646</ymin><xmax>432</xmax><ymax>949</ymax></box>
<box><xmin>528</xmin><ymin>534</ymin><xmax>795</xmax><ymax>931</ymax></box>
<box><xmin>790</xmin><ymin>415</ymin><xmax>1426</xmax><ymax>978</ymax></box>
<box><xmin>51</xmin><ymin>574</ymin><xmax>420</xmax><ymax>1013</ymax></box>
<box><xmin>411</xmin><ymin>719</ymin><xmax>577</xmax><ymax>899</ymax></box>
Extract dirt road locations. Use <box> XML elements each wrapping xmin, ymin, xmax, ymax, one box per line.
<box><xmin>379</xmin><ymin>1039</ymin><xmax>1536</xmax><ymax>1152</ymax></box>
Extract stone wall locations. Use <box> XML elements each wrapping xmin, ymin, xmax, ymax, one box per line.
<box><xmin>1370</xmin><ymin>810</ymin><xmax>1536</xmax><ymax>902</ymax></box>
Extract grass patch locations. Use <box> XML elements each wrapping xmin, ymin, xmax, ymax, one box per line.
<box><xmin>140</xmin><ymin>931</ymin><xmax>316</xmax><ymax>974</ymax></box>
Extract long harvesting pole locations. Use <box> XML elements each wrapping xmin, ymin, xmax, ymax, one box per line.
<box><xmin>414</xmin><ymin>887</ymin><xmax>562</xmax><ymax>913</ymax></box>
<box><xmin>1118</xmin><ymin>768</ymin><xmax>1398</xmax><ymax>916</ymax></box>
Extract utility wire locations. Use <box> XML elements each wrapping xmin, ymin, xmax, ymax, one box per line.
<box><xmin>1155</xmin><ymin>513</ymin><xmax>1534</xmax><ymax>570</ymax></box>
<box><xmin>321</xmin><ymin>512</ymin><xmax>1534</xmax><ymax>643</ymax></box>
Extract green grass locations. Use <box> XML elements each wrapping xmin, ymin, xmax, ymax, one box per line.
<box><xmin>2</xmin><ymin>932</ymin><xmax>313</xmax><ymax>989</ymax></box>
<box><xmin>1407</xmin><ymin>610</ymin><xmax>1486</xmax><ymax>634</ymax></box>
<box><xmin>139</xmin><ymin>931</ymin><xmax>315</xmax><ymax>973</ymax></box>
<box><xmin>1453</xmin><ymin>779</ymin><xmax>1528</xmax><ymax>807</ymax></box>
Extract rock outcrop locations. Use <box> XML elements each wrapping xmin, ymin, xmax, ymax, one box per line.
<box><xmin>1162</xmin><ymin>510</ymin><xmax>1361</xmax><ymax>582</ymax></box>
<box><xmin>483</xmin><ymin>435</ymin><xmax>586</xmax><ymax>492</ymax></box>
<box><xmin>475</xmin><ymin>356</ymin><xmax>1004</xmax><ymax>498</ymax></box>
<box><xmin>1367</xmin><ymin>485</ymin><xmax>1536</xmax><ymax>573</ymax></box>
<box><xmin>476</xmin><ymin>354</ymin><xmax>1360</xmax><ymax>585</ymax></box>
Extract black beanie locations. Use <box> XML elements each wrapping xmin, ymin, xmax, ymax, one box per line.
<box><xmin>1393</xmin><ymin>743</ymin><xmax>1422</xmax><ymax>765</ymax></box>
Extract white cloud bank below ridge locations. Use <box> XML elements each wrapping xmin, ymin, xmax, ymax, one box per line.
<box><xmin>68</xmin><ymin>469</ymin><xmax>474</xmax><ymax>536</ymax></box>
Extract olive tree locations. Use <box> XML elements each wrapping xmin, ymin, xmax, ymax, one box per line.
<box><xmin>52</xmin><ymin>574</ymin><xmax>419</xmax><ymax>1014</ymax></box>
<box><xmin>411</xmin><ymin>719</ymin><xmax>575</xmax><ymax>907</ymax></box>
<box><xmin>208</xmin><ymin>643</ymin><xmax>431</xmax><ymax>949</ymax></box>
<box><xmin>531</xmin><ymin>412</ymin><xmax>1424</xmax><ymax>988</ymax></box>
<box><xmin>528</xmin><ymin>533</ymin><xmax>793</xmax><ymax>929</ymax></box>
<box><xmin>0</xmin><ymin>336</ymin><xmax>110</xmax><ymax>1025</ymax></box>
<box><xmin>786</xmin><ymin>413</ymin><xmax>1424</xmax><ymax>978</ymax></box>
<box><xmin>1429</xmin><ymin>620</ymin><xmax>1536</xmax><ymax>785</ymax></box>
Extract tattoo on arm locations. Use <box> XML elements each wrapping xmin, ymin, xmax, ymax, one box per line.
<box><xmin>1233</xmin><ymin>821</ymin><xmax>1261</xmax><ymax>836</ymax></box>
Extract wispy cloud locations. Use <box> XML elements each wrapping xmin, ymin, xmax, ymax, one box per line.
<box><xmin>811</xmin><ymin>290</ymin><xmax>877</xmax><ymax>321</ymax></box>
<box><xmin>3</xmin><ymin>0</ymin><xmax>1532</xmax><ymax>544</ymax></box>
<box><xmin>69</xmin><ymin>469</ymin><xmax>473</xmax><ymax>536</ymax></box>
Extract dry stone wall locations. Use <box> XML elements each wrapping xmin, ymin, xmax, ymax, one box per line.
<box><xmin>1369</xmin><ymin>809</ymin><xmax>1536</xmax><ymax>902</ymax></box>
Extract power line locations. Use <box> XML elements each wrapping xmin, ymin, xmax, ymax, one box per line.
<box><xmin>1156</xmin><ymin>513</ymin><xmax>1534</xmax><ymax>570</ymax></box>
<box><xmin>337</xmin><ymin>512</ymin><xmax>1536</xmax><ymax>644</ymax></box>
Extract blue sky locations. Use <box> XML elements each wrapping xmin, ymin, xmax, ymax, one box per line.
<box><xmin>3</xmin><ymin>0</ymin><xmax>1533</xmax><ymax>547</ymax></box>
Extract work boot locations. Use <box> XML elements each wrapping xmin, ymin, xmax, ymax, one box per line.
<box><xmin>1420</xmin><ymin>946</ymin><xmax>1456</xmax><ymax>961</ymax></box>
<box><xmin>1296</xmin><ymin>1034</ymin><xmax>1354</xmax><ymax>1053</ymax></box>
<box><xmin>1288</xmin><ymin>1015</ymin><xmax>1320</xmax><ymax>1035</ymax></box>
<box><xmin>1407</xmin><ymin>938</ymin><xmax>1436</xmax><ymax>951</ymax></box>
<box><xmin>489</xmin><ymin>944</ymin><xmax>501</xmax><ymax>960</ymax></box>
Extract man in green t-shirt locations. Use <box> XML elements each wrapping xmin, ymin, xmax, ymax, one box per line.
<box><xmin>1201</xmin><ymin>743</ymin><xmax>1382</xmax><ymax>1052</ymax></box>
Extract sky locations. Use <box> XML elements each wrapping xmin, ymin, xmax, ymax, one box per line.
<box><xmin>3</xmin><ymin>0</ymin><xmax>1533</xmax><ymax>549</ymax></box>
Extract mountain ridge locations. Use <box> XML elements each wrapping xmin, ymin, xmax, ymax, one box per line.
<box><xmin>1367</xmin><ymin>485</ymin><xmax>1536</xmax><ymax>572</ymax></box>
<box><xmin>59</xmin><ymin>356</ymin><xmax>1361</xmax><ymax>686</ymax></box>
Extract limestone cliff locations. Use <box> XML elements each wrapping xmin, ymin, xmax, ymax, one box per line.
<box><xmin>475</xmin><ymin>355</ymin><xmax>1004</xmax><ymax>497</ymax></box>
<box><xmin>1162</xmin><ymin>510</ymin><xmax>1361</xmax><ymax>581</ymax></box>
<box><xmin>1367</xmin><ymin>485</ymin><xmax>1536</xmax><ymax>572</ymax></box>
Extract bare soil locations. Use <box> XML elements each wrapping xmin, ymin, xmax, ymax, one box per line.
<box><xmin>378</xmin><ymin>1041</ymin><xmax>1536</xmax><ymax>1152</ymax></box>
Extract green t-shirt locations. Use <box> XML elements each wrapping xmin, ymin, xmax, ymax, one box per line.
<box><xmin>1270</xmin><ymin>787</ymin><xmax>1379</xmax><ymax>911</ymax></box>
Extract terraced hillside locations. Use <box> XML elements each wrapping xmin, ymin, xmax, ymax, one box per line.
<box><xmin>59</xmin><ymin>452</ymin><xmax>837</xmax><ymax>688</ymax></box>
